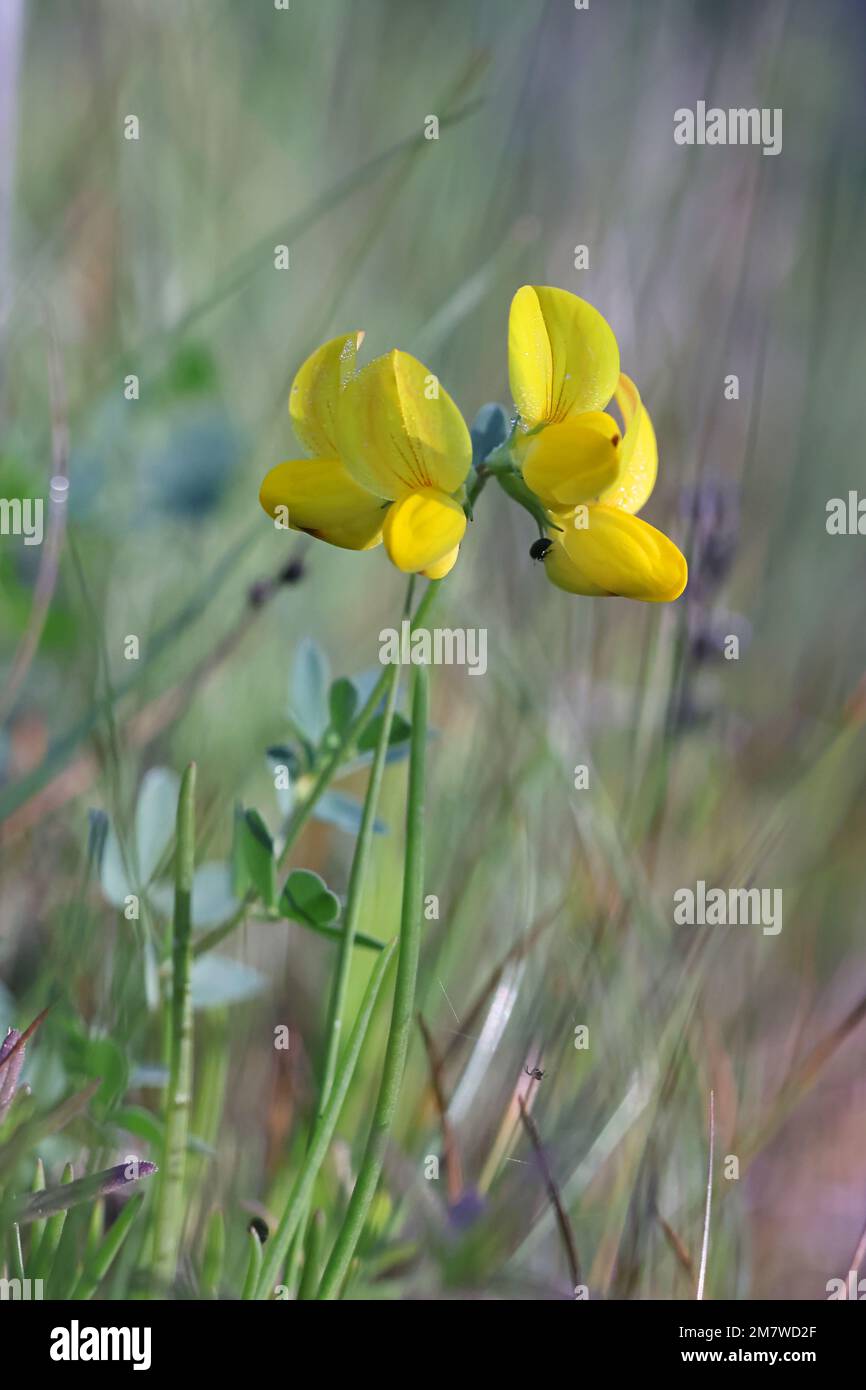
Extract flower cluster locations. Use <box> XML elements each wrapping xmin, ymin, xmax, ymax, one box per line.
<box><xmin>259</xmin><ymin>286</ymin><xmax>687</xmax><ymax>602</ymax></box>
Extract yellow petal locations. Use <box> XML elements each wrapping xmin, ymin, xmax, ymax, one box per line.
<box><xmin>596</xmin><ymin>374</ymin><xmax>658</xmax><ymax>515</ymax></box>
<box><xmin>382</xmin><ymin>487</ymin><xmax>467</xmax><ymax>573</ymax></box>
<box><xmin>289</xmin><ymin>331</ymin><xmax>364</xmax><ymax>458</ymax></box>
<box><xmin>422</xmin><ymin>545</ymin><xmax>460</xmax><ymax>580</ymax></box>
<box><xmin>520</xmin><ymin>411</ymin><xmax>622</xmax><ymax>508</ymax></box>
<box><xmin>336</xmin><ymin>349</ymin><xmax>471</xmax><ymax>501</ymax></box>
<box><xmin>545</xmin><ymin>503</ymin><xmax>687</xmax><ymax>602</ymax></box>
<box><xmin>508</xmin><ymin>286</ymin><xmax>620</xmax><ymax>431</ymax></box>
<box><xmin>259</xmin><ymin>456</ymin><xmax>384</xmax><ymax>551</ymax></box>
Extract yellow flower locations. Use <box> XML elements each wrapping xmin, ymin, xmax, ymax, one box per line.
<box><xmin>259</xmin><ymin>335</ymin><xmax>472</xmax><ymax>577</ymax></box>
<box><xmin>509</xmin><ymin>285</ymin><xmax>687</xmax><ymax>602</ymax></box>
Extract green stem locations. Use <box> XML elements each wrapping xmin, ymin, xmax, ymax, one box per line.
<box><xmin>297</xmin><ymin>1209</ymin><xmax>325</xmax><ymax>1300</ymax></box>
<box><xmin>281</xmin><ymin>599</ymin><xmax>405</xmax><ymax>1292</ymax></box>
<box><xmin>241</xmin><ymin>1229</ymin><xmax>264</xmax><ymax>1299</ymax></box>
<box><xmin>495</xmin><ymin>469</ymin><xmax>560</xmax><ymax>536</ymax></box>
<box><xmin>255</xmin><ymin>936</ymin><xmax>396</xmax><ymax>1298</ymax></box>
<box><xmin>317</xmin><ymin>650</ymin><xmax>402</xmax><ymax>1114</ymax></box>
<box><xmin>316</xmin><ymin>661</ymin><xmax>429</xmax><ymax>1299</ymax></box>
<box><xmin>152</xmin><ymin>761</ymin><xmax>196</xmax><ymax>1290</ymax></box>
<box><xmin>273</xmin><ymin>578</ymin><xmax>438</xmax><ymax>1295</ymax></box>
<box><xmin>277</xmin><ymin>579</ymin><xmax>440</xmax><ymax>870</ymax></box>
<box><xmin>465</xmin><ymin>441</ymin><xmax>516</xmax><ymax>511</ymax></box>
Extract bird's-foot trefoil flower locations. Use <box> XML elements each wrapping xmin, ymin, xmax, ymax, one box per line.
<box><xmin>259</xmin><ymin>334</ymin><xmax>472</xmax><ymax>578</ymax></box>
<box><xmin>259</xmin><ymin>332</ymin><xmax>386</xmax><ymax>552</ymax></box>
<box><xmin>508</xmin><ymin>285</ymin><xmax>687</xmax><ymax>602</ymax></box>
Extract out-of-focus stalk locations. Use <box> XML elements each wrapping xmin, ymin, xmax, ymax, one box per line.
<box><xmin>152</xmin><ymin>762</ymin><xmax>196</xmax><ymax>1289</ymax></box>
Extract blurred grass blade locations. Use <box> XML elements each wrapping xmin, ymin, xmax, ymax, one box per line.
<box><xmin>0</xmin><ymin>1080</ymin><xmax>100</xmax><ymax>1176</ymax></box>
<box><xmin>0</xmin><ymin>530</ymin><xmax>255</xmax><ymax>825</ymax></box>
<box><xmin>69</xmin><ymin>1193</ymin><xmax>146</xmax><ymax>1300</ymax></box>
<box><xmin>518</xmin><ymin>1096</ymin><xmax>581</xmax><ymax>1292</ymax></box>
<box><xmin>696</xmin><ymin>1090</ymin><xmax>715</xmax><ymax>1301</ymax></box>
<box><xmin>255</xmin><ymin>935</ymin><xmax>396</xmax><ymax>1299</ymax></box>
<box><xmin>30</xmin><ymin>1161</ymin><xmax>73</xmax><ymax>1281</ymax></box>
<box><xmin>200</xmin><ymin>1207</ymin><xmax>225</xmax><ymax>1298</ymax></box>
<box><xmin>9</xmin><ymin>1222</ymin><xmax>25</xmax><ymax>1281</ymax></box>
<box><xmin>241</xmin><ymin>1227</ymin><xmax>264</xmax><ymax>1300</ymax></box>
<box><xmin>153</xmin><ymin>762</ymin><xmax>196</xmax><ymax>1289</ymax></box>
<box><xmin>297</xmin><ymin>1209</ymin><xmax>325</xmax><ymax>1302</ymax></box>
<box><xmin>28</xmin><ymin>1156</ymin><xmax>47</xmax><ymax>1251</ymax></box>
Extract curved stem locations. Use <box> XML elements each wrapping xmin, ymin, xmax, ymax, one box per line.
<box><xmin>316</xmin><ymin>660</ymin><xmax>429</xmax><ymax>1299</ymax></box>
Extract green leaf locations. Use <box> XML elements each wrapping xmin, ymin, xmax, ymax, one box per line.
<box><xmin>232</xmin><ymin>807</ymin><xmax>276</xmax><ymax>909</ymax></box>
<box><xmin>112</xmin><ymin>1105</ymin><xmax>164</xmax><ymax>1149</ymax></box>
<box><xmin>357</xmin><ymin>711</ymin><xmax>411</xmax><ymax>753</ymax></box>
<box><xmin>73</xmin><ymin>1037</ymin><xmax>129</xmax><ymax>1112</ymax></box>
<box><xmin>289</xmin><ymin>638</ymin><xmax>331</xmax><ymax>742</ymax></box>
<box><xmin>280</xmin><ymin>869</ymin><xmax>341</xmax><ymax>928</ymax></box>
<box><xmin>328</xmin><ymin>678</ymin><xmax>359</xmax><ymax>735</ymax></box>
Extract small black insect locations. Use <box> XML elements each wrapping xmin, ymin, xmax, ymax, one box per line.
<box><xmin>524</xmin><ymin>1065</ymin><xmax>545</xmax><ymax>1081</ymax></box>
<box><xmin>248</xmin><ymin>1216</ymin><xmax>269</xmax><ymax>1243</ymax></box>
<box><xmin>529</xmin><ymin>538</ymin><xmax>553</xmax><ymax>562</ymax></box>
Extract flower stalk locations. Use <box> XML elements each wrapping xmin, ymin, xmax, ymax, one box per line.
<box><xmin>316</xmin><ymin>659</ymin><xmax>429</xmax><ymax>1299</ymax></box>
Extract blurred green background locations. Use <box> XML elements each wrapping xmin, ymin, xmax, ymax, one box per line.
<box><xmin>1</xmin><ymin>0</ymin><xmax>866</xmax><ymax>1299</ymax></box>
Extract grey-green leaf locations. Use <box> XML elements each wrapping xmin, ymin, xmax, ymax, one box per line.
<box><xmin>314</xmin><ymin>791</ymin><xmax>386</xmax><ymax>836</ymax></box>
<box><xmin>190</xmin><ymin>956</ymin><xmax>268</xmax><ymax>1009</ymax></box>
<box><xmin>135</xmin><ymin>767</ymin><xmax>181</xmax><ymax>885</ymax></box>
<box><xmin>471</xmin><ymin>401</ymin><xmax>509</xmax><ymax>468</ymax></box>
<box><xmin>289</xmin><ymin>638</ymin><xmax>331</xmax><ymax>742</ymax></box>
